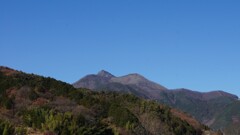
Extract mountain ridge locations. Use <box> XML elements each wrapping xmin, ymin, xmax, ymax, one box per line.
<box><xmin>169</xmin><ymin>88</ymin><xmax>238</xmax><ymax>101</ymax></box>
<box><xmin>73</xmin><ymin>70</ymin><xmax>238</xmax><ymax>100</ymax></box>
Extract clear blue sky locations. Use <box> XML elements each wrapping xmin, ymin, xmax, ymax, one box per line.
<box><xmin>1</xmin><ymin>1</ymin><xmax>240</xmax><ymax>96</ymax></box>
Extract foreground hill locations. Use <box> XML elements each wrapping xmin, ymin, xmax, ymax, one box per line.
<box><xmin>0</xmin><ymin>66</ymin><xmax>219</xmax><ymax>135</ymax></box>
<box><xmin>74</xmin><ymin>70</ymin><xmax>240</xmax><ymax>134</ymax></box>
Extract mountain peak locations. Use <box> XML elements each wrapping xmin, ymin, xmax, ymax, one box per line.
<box><xmin>110</xmin><ymin>73</ymin><xmax>167</xmax><ymax>91</ymax></box>
<box><xmin>97</xmin><ymin>70</ymin><xmax>115</xmax><ymax>78</ymax></box>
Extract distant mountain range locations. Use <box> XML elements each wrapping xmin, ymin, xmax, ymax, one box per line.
<box><xmin>73</xmin><ymin>70</ymin><xmax>240</xmax><ymax>134</ymax></box>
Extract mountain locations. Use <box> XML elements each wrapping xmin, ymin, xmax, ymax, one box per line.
<box><xmin>157</xmin><ymin>89</ymin><xmax>239</xmax><ymax>131</ymax></box>
<box><xmin>0</xmin><ymin>66</ymin><xmax>220</xmax><ymax>135</ymax></box>
<box><xmin>73</xmin><ymin>70</ymin><xmax>167</xmax><ymax>99</ymax></box>
<box><xmin>73</xmin><ymin>70</ymin><xmax>240</xmax><ymax>134</ymax></box>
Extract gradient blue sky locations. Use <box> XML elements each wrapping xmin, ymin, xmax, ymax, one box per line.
<box><xmin>1</xmin><ymin>1</ymin><xmax>240</xmax><ymax>96</ymax></box>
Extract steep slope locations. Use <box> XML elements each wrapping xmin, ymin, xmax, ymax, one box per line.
<box><xmin>73</xmin><ymin>71</ymin><xmax>239</xmax><ymax>134</ymax></box>
<box><xmin>0</xmin><ymin>66</ymin><xmax>217</xmax><ymax>135</ymax></box>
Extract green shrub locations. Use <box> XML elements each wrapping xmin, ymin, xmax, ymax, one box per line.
<box><xmin>0</xmin><ymin>120</ymin><xmax>14</xmax><ymax>135</ymax></box>
<box><xmin>108</xmin><ymin>104</ymin><xmax>138</xmax><ymax>127</ymax></box>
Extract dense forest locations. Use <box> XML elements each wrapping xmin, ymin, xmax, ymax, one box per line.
<box><xmin>0</xmin><ymin>66</ymin><xmax>221</xmax><ymax>135</ymax></box>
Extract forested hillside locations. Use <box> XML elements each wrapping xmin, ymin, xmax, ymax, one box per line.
<box><xmin>0</xmin><ymin>66</ymin><xmax>220</xmax><ymax>135</ymax></box>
